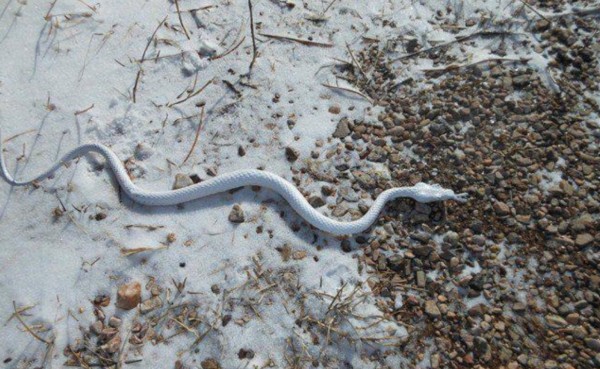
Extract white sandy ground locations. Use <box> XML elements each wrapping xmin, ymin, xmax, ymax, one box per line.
<box><xmin>0</xmin><ymin>0</ymin><xmax>580</xmax><ymax>368</ymax></box>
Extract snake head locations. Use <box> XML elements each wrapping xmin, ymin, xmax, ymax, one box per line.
<box><xmin>413</xmin><ymin>183</ymin><xmax>468</xmax><ymax>203</ymax></box>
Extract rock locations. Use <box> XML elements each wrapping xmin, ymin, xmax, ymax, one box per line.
<box><xmin>332</xmin><ymin>118</ymin><xmax>351</xmax><ymax>138</ymax></box>
<box><xmin>228</xmin><ymin>204</ymin><xmax>245</xmax><ymax>223</ymax></box>
<box><xmin>416</xmin><ymin>270</ymin><xmax>426</xmax><ymax>287</ymax></box>
<box><xmin>340</xmin><ymin>240</ymin><xmax>352</xmax><ymax>253</ymax></box>
<box><xmin>308</xmin><ymin>196</ymin><xmax>325</xmax><ymax>208</ymax></box>
<box><xmin>545</xmin><ymin>314</ymin><xmax>567</xmax><ymax>329</ymax></box>
<box><xmin>292</xmin><ymin>250</ymin><xmax>307</xmax><ymax>260</ymax></box>
<box><xmin>238</xmin><ymin>348</ymin><xmax>255</xmax><ymax>359</ymax></box>
<box><xmin>533</xmin><ymin>19</ymin><xmax>551</xmax><ymax>32</ymax></box>
<box><xmin>424</xmin><ymin>300</ymin><xmax>441</xmax><ymax>318</ymax></box>
<box><xmin>90</xmin><ymin>321</ymin><xmax>103</xmax><ymax>335</ymax></box>
<box><xmin>108</xmin><ymin>317</ymin><xmax>121</xmax><ymax>328</ymax></box>
<box><xmin>211</xmin><ymin>284</ymin><xmax>221</xmax><ymax>294</ymax></box>
<box><xmin>201</xmin><ymin>358</ymin><xmax>221</xmax><ymax>369</ymax></box>
<box><xmin>328</xmin><ymin>104</ymin><xmax>341</xmax><ymax>114</ymax></box>
<box><xmin>101</xmin><ymin>335</ymin><xmax>121</xmax><ymax>354</ymax></box>
<box><xmin>493</xmin><ymin>201</ymin><xmax>510</xmax><ymax>215</ymax></box>
<box><xmin>575</xmin><ymin>233</ymin><xmax>593</xmax><ymax>247</ymax></box>
<box><xmin>585</xmin><ymin>338</ymin><xmax>600</xmax><ymax>352</ymax></box>
<box><xmin>339</xmin><ymin>186</ymin><xmax>359</xmax><ymax>202</ymax></box>
<box><xmin>285</xmin><ymin>146</ymin><xmax>300</xmax><ymax>162</ymax></box>
<box><xmin>116</xmin><ymin>281</ymin><xmax>141</xmax><ymax>310</ymax></box>
<box><xmin>140</xmin><ymin>296</ymin><xmax>163</xmax><ymax>314</ymax></box>
<box><xmin>173</xmin><ymin>173</ymin><xmax>194</xmax><ymax>190</ymax></box>
<box><xmin>238</xmin><ymin>146</ymin><xmax>246</xmax><ymax>156</ymax></box>
<box><xmin>473</xmin><ymin>336</ymin><xmax>491</xmax><ymax>362</ymax></box>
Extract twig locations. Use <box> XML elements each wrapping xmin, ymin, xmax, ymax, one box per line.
<box><xmin>120</xmin><ymin>246</ymin><xmax>168</xmax><ymax>256</ymax></box>
<box><xmin>248</xmin><ymin>0</ymin><xmax>258</xmax><ymax>73</ymax></box>
<box><xmin>134</xmin><ymin>16</ymin><xmax>167</xmax><ymax>103</ymax></box>
<box><xmin>258</xmin><ymin>32</ymin><xmax>333</xmax><ymax>47</ymax></box>
<box><xmin>323</xmin><ymin>0</ymin><xmax>338</xmax><ymax>14</ymax></box>
<box><xmin>345</xmin><ymin>42</ymin><xmax>367</xmax><ymax>78</ymax></box>
<box><xmin>44</xmin><ymin>0</ymin><xmax>58</xmax><ymax>21</ymax></box>
<box><xmin>519</xmin><ymin>0</ymin><xmax>551</xmax><ymax>22</ymax></box>
<box><xmin>74</xmin><ymin>103</ymin><xmax>95</xmax><ymax>115</ymax></box>
<box><xmin>181</xmin><ymin>106</ymin><xmax>205</xmax><ymax>166</ymax></box>
<box><xmin>12</xmin><ymin>301</ymin><xmax>52</xmax><ymax>344</ymax></box>
<box><xmin>210</xmin><ymin>36</ymin><xmax>246</xmax><ymax>61</ymax></box>
<box><xmin>322</xmin><ymin>83</ymin><xmax>372</xmax><ymax>103</ymax></box>
<box><xmin>174</xmin><ymin>0</ymin><xmax>190</xmax><ymax>39</ymax></box>
<box><xmin>168</xmin><ymin>78</ymin><xmax>213</xmax><ymax>107</ymax></box>
<box><xmin>2</xmin><ymin>129</ymin><xmax>37</xmax><ymax>143</ymax></box>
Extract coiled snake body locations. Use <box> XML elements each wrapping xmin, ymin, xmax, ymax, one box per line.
<box><xmin>0</xmin><ymin>133</ymin><xmax>467</xmax><ymax>235</ymax></box>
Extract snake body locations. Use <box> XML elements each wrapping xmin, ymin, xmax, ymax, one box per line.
<box><xmin>0</xmin><ymin>134</ymin><xmax>467</xmax><ymax>235</ymax></box>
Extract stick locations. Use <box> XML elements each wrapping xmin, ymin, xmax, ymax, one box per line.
<box><xmin>181</xmin><ymin>106</ymin><xmax>205</xmax><ymax>165</ymax></box>
<box><xmin>174</xmin><ymin>0</ymin><xmax>190</xmax><ymax>39</ymax></box>
<box><xmin>258</xmin><ymin>32</ymin><xmax>333</xmax><ymax>47</ymax></box>
<box><xmin>210</xmin><ymin>36</ymin><xmax>246</xmax><ymax>61</ymax></box>
<box><xmin>248</xmin><ymin>0</ymin><xmax>258</xmax><ymax>73</ymax></box>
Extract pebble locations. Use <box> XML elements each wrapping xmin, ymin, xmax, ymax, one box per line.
<box><xmin>173</xmin><ymin>173</ymin><xmax>194</xmax><ymax>190</ymax></box>
<box><xmin>424</xmin><ymin>300</ymin><xmax>441</xmax><ymax>318</ymax></box>
<box><xmin>228</xmin><ymin>204</ymin><xmax>245</xmax><ymax>223</ymax></box>
<box><xmin>575</xmin><ymin>233</ymin><xmax>593</xmax><ymax>247</ymax></box>
<box><xmin>116</xmin><ymin>281</ymin><xmax>141</xmax><ymax>310</ymax></box>
<box><xmin>328</xmin><ymin>104</ymin><xmax>341</xmax><ymax>114</ymax></box>
<box><xmin>201</xmin><ymin>358</ymin><xmax>221</xmax><ymax>369</ymax></box>
<box><xmin>285</xmin><ymin>146</ymin><xmax>300</xmax><ymax>162</ymax></box>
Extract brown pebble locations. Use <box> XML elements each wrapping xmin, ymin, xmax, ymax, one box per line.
<box><xmin>116</xmin><ymin>281</ymin><xmax>141</xmax><ymax>310</ymax></box>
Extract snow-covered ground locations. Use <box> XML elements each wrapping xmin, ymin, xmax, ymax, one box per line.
<box><xmin>2</xmin><ymin>0</ymin><xmax>596</xmax><ymax>368</ymax></box>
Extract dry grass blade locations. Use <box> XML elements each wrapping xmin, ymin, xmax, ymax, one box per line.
<box><xmin>120</xmin><ymin>245</ymin><xmax>167</xmax><ymax>256</ymax></box>
<box><xmin>248</xmin><ymin>0</ymin><xmax>258</xmax><ymax>73</ymax></box>
<box><xmin>12</xmin><ymin>301</ymin><xmax>52</xmax><ymax>344</ymax></box>
<box><xmin>259</xmin><ymin>32</ymin><xmax>333</xmax><ymax>47</ymax></box>
<box><xmin>168</xmin><ymin>78</ymin><xmax>213</xmax><ymax>107</ymax></box>
<box><xmin>181</xmin><ymin>106</ymin><xmax>205</xmax><ymax>166</ymax></box>
<box><xmin>174</xmin><ymin>0</ymin><xmax>190</xmax><ymax>39</ymax></box>
<box><xmin>322</xmin><ymin>83</ymin><xmax>372</xmax><ymax>103</ymax></box>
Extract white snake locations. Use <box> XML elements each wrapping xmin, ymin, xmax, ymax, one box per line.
<box><xmin>0</xmin><ymin>130</ymin><xmax>467</xmax><ymax>235</ymax></box>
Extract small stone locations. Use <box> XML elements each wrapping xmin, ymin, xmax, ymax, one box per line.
<box><xmin>101</xmin><ymin>335</ymin><xmax>121</xmax><ymax>354</ymax></box>
<box><xmin>285</xmin><ymin>146</ymin><xmax>300</xmax><ymax>162</ymax></box>
<box><xmin>238</xmin><ymin>348</ymin><xmax>255</xmax><ymax>360</ymax></box>
<box><xmin>575</xmin><ymin>233</ymin><xmax>593</xmax><ymax>247</ymax></box>
<box><xmin>308</xmin><ymin>196</ymin><xmax>325</xmax><ymax>208</ymax></box>
<box><xmin>424</xmin><ymin>300</ymin><xmax>441</xmax><ymax>318</ymax></box>
<box><xmin>292</xmin><ymin>250</ymin><xmax>307</xmax><ymax>260</ymax></box>
<box><xmin>173</xmin><ymin>173</ymin><xmax>194</xmax><ymax>190</ymax></box>
<box><xmin>108</xmin><ymin>316</ymin><xmax>121</xmax><ymax>328</ymax></box>
<box><xmin>545</xmin><ymin>314</ymin><xmax>567</xmax><ymax>329</ymax></box>
<box><xmin>211</xmin><ymin>284</ymin><xmax>221</xmax><ymax>294</ymax></box>
<box><xmin>493</xmin><ymin>201</ymin><xmax>510</xmax><ymax>215</ymax></box>
<box><xmin>140</xmin><ymin>296</ymin><xmax>163</xmax><ymax>314</ymax></box>
<box><xmin>116</xmin><ymin>282</ymin><xmax>141</xmax><ymax>310</ymax></box>
<box><xmin>585</xmin><ymin>338</ymin><xmax>600</xmax><ymax>352</ymax></box>
<box><xmin>238</xmin><ymin>146</ymin><xmax>246</xmax><ymax>156</ymax></box>
<box><xmin>201</xmin><ymin>358</ymin><xmax>221</xmax><ymax>369</ymax></box>
<box><xmin>328</xmin><ymin>104</ymin><xmax>341</xmax><ymax>114</ymax></box>
<box><xmin>166</xmin><ymin>233</ymin><xmax>177</xmax><ymax>244</ymax></box>
<box><xmin>333</xmin><ymin>118</ymin><xmax>350</xmax><ymax>138</ymax></box>
<box><xmin>90</xmin><ymin>321</ymin><xmax>103</xmax><ymax>335</ymax></box>
<box><xmin>340</xmin><ymin>240</ymin><xmax>352</xmax><ymax>253</ymax></box>
<box><xmin>228</xmin><ymin>204</ymin><xmax>245</xmax><ymax>223</ymax></box>
<box><xmin>416</xmin><ymin>270</ymin><xmax>426</xmax><ymax>287</ymax></box>
<box><xmin>474</xmin><ymin>336</ymin><xmax>491</xmax><ymax>362</ymax></box>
